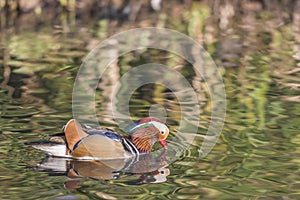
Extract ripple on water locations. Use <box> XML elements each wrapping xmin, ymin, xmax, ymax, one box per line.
<box><xmin>103</xmin><ymin>186</ymin><xmax>149</xmax><ymax>199</ymax></box>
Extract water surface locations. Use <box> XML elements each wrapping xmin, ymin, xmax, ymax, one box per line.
<box><xmin>1</xmin><ymin>1</ymin><xmax>300</xmax><ymax>199</ymax></box>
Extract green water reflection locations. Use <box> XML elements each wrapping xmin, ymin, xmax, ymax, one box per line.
<box><xmin>1</xmin><ymin>1</ymin><xmax>300</xmax><ymax>199</ymax></box>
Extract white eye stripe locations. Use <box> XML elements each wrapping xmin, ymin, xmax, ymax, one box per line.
<box><xmin>150</xmin><ymin>121</ymin><xmax>169</xmax><ymax>135</ymax></box>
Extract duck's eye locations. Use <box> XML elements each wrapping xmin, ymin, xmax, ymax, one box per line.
<box><xmin>161</xmin><ymin>130</ymin><xmax>165</xmax><ymax>134</ymax></box>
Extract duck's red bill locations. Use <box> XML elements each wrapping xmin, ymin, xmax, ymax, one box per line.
<box><xmin>159</xmin><ymin>140</ymin><xmax>167</xmax><ymax>149</ymax></box>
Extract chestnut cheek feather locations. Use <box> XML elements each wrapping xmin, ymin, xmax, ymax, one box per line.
<box><xmin>132</xmin><ymin>136</ymin><xmax>153</xmax><ymax>153</ymax></box>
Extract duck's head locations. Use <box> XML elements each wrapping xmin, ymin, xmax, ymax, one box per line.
<box><xmin>129</xmin><ymin>117</ymin><xmax>169</xmax><ymax>153</ymax></box>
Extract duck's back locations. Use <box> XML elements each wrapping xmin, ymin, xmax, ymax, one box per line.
<box><xmin>71</xmin><ymin>134</ymin><xmax>131</xmax><ymax>159</ymax></box>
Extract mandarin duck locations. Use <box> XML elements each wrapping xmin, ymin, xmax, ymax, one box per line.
<box><xmin>29</xmin><ymin>117</ymin><xmax>169</xmax><ymax>160</ymax></box>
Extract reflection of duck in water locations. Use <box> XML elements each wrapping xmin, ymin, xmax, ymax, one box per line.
<box><xmin>31</xmin><ymin>151</ymin><xmax>170</xmax><ymax>188</ymax></box>
<box><xmin>28</xmin><ymin>117</ymin><xmax>169</xmax><ymax>159</ymax></box>
<box><xmin>128</xmin><ymin>167</ymin><xmax>170</xmax><ymax>185</ymax></box>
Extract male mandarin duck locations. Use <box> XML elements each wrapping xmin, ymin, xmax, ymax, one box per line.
<box><xmin>29</xmin><ymin>117</ymin><xmax>169</xmax><ymax>160</ymax></box>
